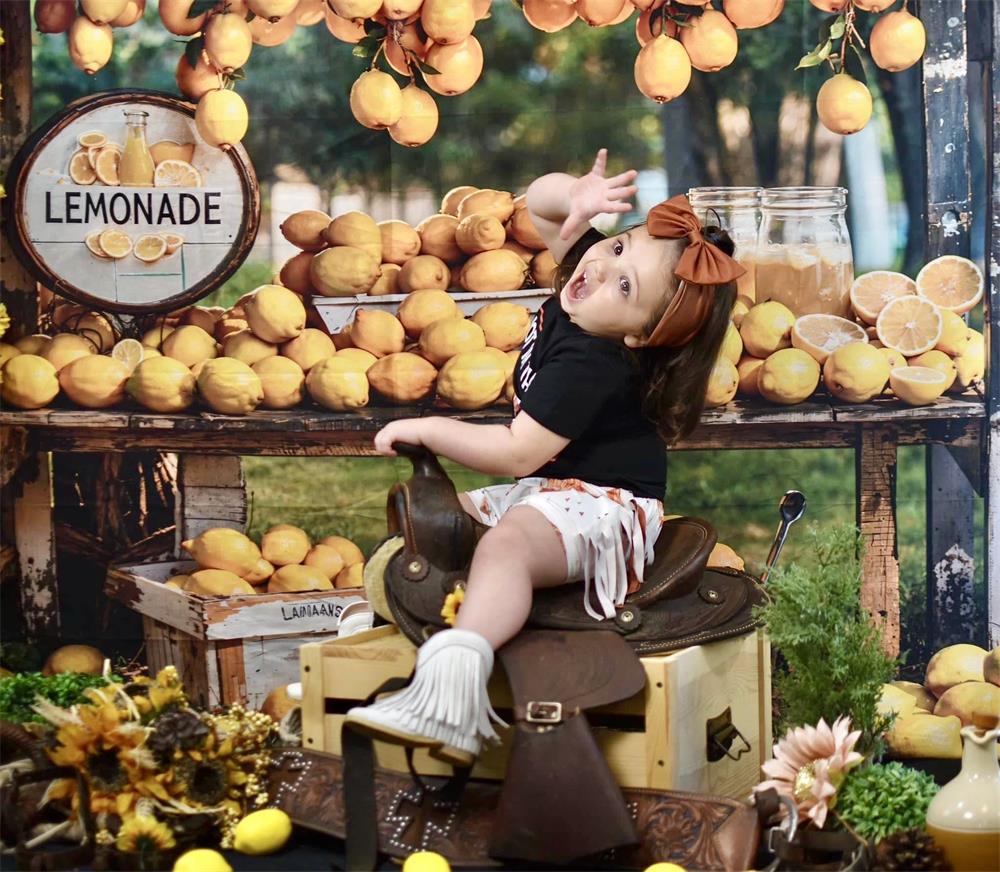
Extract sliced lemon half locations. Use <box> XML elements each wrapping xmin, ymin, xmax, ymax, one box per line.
<box><xmin>849</xmin><ymin>270</ymin><xmax>916</xmax><ymax>325</ymax></box>
<box><xmin>153</xmin><ymin>159</ymin><xmax>203</xmax><ymax>188</ymax></box>
<box><xmin>134</xmin><ymin>233</ymin><xmax>167</xmax><ymax>263</ymax></box>
<box><xmin>111</xmin><ymin>338</ymin><xmax>144</xmax><ymax>373</ymax></box>
<box><xmin>161</xmin><ymin>233</ymin><xmax>185</xmax><ymax>255</ymax></box>
<box><xmin>99</xmin><ymin>228</ymin><xmax>133</xmax><ymax>259</ymax></box>
<box><xmin>915</xmin><ymin>255</ymin><xmax>984</xmax><ymax>315</ymax></box>
<box><xmin>78</xmin><ymin>130</ymin><xmax>107</xmax><ymax>149</ymax></box>
<box><xmin>69</xmin><ymin>150</ymin><xmax>97</xmax><ymax>185</ymax></box>
<box><xmin>94</xmin><ymin>146</ymin><xmax>121</xmax><ymax>186</ymax></box>
<box><xmin>85</xmin><ymin>230</ymin><xmax>110</xmax><ymax>259</ymax></box>
<box><xmin>790</xmin><ymin>313</ymin><xmax>868</xmax><ymax>365</ymax></box>
<box><xmin>875</xmin><ymin>295</ymin><xmax>943</xmax><ymax>357</ymax></box>
<box><xmin>889</xmin><ymin>366</ymin><xmax>948</xmax><ymax>406</ymax></box>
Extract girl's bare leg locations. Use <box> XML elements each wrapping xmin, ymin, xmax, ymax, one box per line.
<box><xmin>455</xmin><ymin>505</ymin><xmax>570</xmax><ymax>650</ymax></box>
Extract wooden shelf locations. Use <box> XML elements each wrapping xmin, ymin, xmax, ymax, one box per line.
<box><xmin>0</xmin><ymin>394</ymin><xmax>984</xmax><ymax>455</ymax></box>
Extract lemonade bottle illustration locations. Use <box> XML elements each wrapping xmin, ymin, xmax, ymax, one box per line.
<box><xmin>119</xmin><ymin>110</ymin><xmax>155</xmax><ymax>186</ymax></box>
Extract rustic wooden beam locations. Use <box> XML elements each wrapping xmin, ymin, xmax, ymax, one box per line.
<box><xmin>174</xmin><ymin>455</ymin><xmax>247</xmax><ymax>555</ymax></box>
<box><xmin>12</xmin><ymin>452</ymin><xmax>59</xmax><ymax>640</ymax></box>
<box><xmin>986</xmin><ymin>0</ymin><xmax>1000</xmax><ymax>649</ymax></box>
<box><xmin>920</xmin><ymin>0</ymin><xmax>979</xmax><ymax>648</ymax></box>
<box><xmin>0</xmin><ymin>0</ymin><xmax>36</xmax><ymax>339</ymax></box>
<box><xmin>855</xmin><ymin>425</ymin><xmax>900</xmax><ymax>658</ymax></box>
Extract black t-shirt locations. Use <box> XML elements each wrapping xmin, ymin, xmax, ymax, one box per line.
<box><xmin>512</xmin><ymin>230</ymin><xmax>667</xmax><ymax>501</ymax></box>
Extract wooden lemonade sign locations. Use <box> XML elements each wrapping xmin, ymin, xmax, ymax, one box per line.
<box><xmin>7</xmin><ymin>90</ymin><xmax>259</xmax><ymax>313</ymax></box>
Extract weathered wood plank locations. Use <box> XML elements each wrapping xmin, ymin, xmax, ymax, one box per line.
<box><xmin>12</xmin><ymin>452</ymin><xmax>59</xmax><ymax>640</ymax></box>
<box><xmin>986</xmin><ymin>0</ymin><xmax>1000</xmax><ymax>649</ymax></box>
<box><xmin>921</xmin><ymin>0</ymin><xmax>978</xmax><ymax>648</ymax></box>
<box><xmin>855</xmin><ymin>425</ymin><xmax>900</xmax><ymax>658</ymax></box>
<box><xmin>174</xmin><ymin>455</ymin><xmax>246</xmax><ymax>554</ymax></box>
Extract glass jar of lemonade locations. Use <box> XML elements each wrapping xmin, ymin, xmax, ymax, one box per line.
<box><xmin>756</xmin><ymin>187</ymin><xmax>854</xmax><ymax>317</ymax></box>
<box><xmin>119</xmin><ymin>110</ymin><xmax>155</xmax><ymax>187</ymax></box>
<box><xmin>688</xmin><ymin>186</ymin><xmax>761</xmax><ymax>304</ymax></box>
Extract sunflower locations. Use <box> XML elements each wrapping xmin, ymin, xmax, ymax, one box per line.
<box><xmin>168</xmin><ymin>739</ymin><xmax>247</xmax><ymax>809</ymax></box>
<box><xmin>115</xmin><ymin>813</ymin><xmax>176</xmax><ymax>854</ymax></box>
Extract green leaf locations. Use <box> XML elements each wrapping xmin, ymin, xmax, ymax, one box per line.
<box><xmin>184</xmin><ymin>36</ymin><xmax>205</xmax><ymax>71</ymax></box>
<box><xmin>845</xmin><ymin>42</ymin><xmax>868</xmax><ymax>85</ymax></box>
<box><xmin>829</xmin><ymin>14</ymin><xmax>846</xmax><ymax>40</ymax></box>
<box><xmin>188</xmin><ymin>0</ymin><xmax>216</xmax><ymax>19</ymax></box>
<box><xmin>796</xmin><ymin>40</ymin><xmax>832</xmax><ymax>70</ymax></box>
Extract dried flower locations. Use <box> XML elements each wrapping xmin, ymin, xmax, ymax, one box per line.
<box><xmin>441</xmin><ymin>585</ymin><xmax>465</xmax><ymax>626</ymax></box>
<box><xmin>755</xmin><ymin>715</ymin><xmax>864</xmax><ymax>828</ymax></box>
<box><xmin>116</xmin><ymin>814</ymin><xmax>176</xmax><ymax>854</ymax></box>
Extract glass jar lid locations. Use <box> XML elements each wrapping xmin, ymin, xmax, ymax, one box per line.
<box><xmin>688</xmin><ymin>186</ymin><xmax>762</xmax><ymax>210</ymax></box>
<box><xmin>761</xmin><ymin>186</ymin><xmax>847</xmax><ymax>211</ymax></box>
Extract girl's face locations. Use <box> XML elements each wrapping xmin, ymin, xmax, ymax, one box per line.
<box><xmin>559</xmin><ymin>227</ymin><xmax>677</xmax><ymax>347</ymax></box>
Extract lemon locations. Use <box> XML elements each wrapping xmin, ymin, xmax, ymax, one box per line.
<box><xmin>869</xmin><ymin>7</ymin><xmax>926</xmax><ymax>72</ymax></box>
<box><xmin>389</xmin><ymin>83</ymin><xmax>440</xmax><ymax>148</ymax></box>
<box><xmin>233</xmin><ymin>808</ymin><xmax>292</xmax><ymax>854</ymax></box>
<box><xmin>335</xmin><ymin>562</ymin><xmax>365</xmax><ymax>589</ymax></box>
<box><xmin>163</xmin><ymin>324</ymin><xmax>218</xmax><ymax>368</ymax></box>
<box><xmin>261</xmin><ymin>524</ymin><xmax>311</xmax><ymax>566</ymax></box>
<box><xmin>736</xmin><ymin>354</ymin><xmax>764</xmax><ymax>397</ymax></box>
<box><xmin>80</xmin><ymin>0</ymin><xmax>127</xmax><ymax>24</ymax></box>
<box><xmin>934</xmin><ymin>310</ymin><xmax>972</xmax><ymax>357</ymax></box>
<box><xmin>248</xmin><ymin>355</ymin><xmax>302</xmax><ymax>409</ymax></box>
<box><xmin>68</xmin><ymin>17</ymin><xmax>113</xmax><ymax>75</ymax></box>
<box><xmin>398</xmin><ymin>254</ymin><xmax>451</xmax><ymax>294</ymax></box>
<box><xmin>456</xmin><ymin>189</ymin><xmax>516</xmax><ymax>224</ymax></box>
<box><xmin>915</xmin><ymin>254</ymin><xmax>983</xmax><ymax>315</ymax></box>
<box><xmin>85</xmin><ymin>230</ymin><xmax>109</xmax><ymax>258</ymax></box>
<box><xmin>790</xmin><ymin>313</ymin><xmax>868</xmax><ymax>365</ymax></box>
<box><xmin>319</xmin><ymin>535</ymin><xmax>365</xmax><ymax>567</ymax></box>
<box><xmin>889</xmin><ymin>366</ymin><xmax>948</xmax><ymax>406</ymax></box>
<box><xmin>849</xmin><ymin>270</ymin><xmax>917</xmax><ymax>325</ymax></box>
<box><xmin>441</xmin><ymin>185</ymin><xmax>477</xmax><ymax>216</ymax></box>
<box><xmin>420</xmin><ymin>317</ymin><xmax>486</xmax><ymax>366</ymax></box>
<box><xmin>43</xmin><ymin>333</ymin><xmax>96</xmax><ymax>371</ymax></box>
<box><xmin>823</xmin><ymin>342</ymin><xmax>890</xmax><ymax>403</ymax></box>
<box><xmin>758</xmin><ymin>348</ymin><xmax>820</xmax><ymax>405</ymax></box>
<box><xmin>456</xmin><ymin>214</ymin><xmax>506</xmax><ymax>255</ymax></box>
<box><xmin>722</xmin><ymin>0</ymin><xmax>784</xmax><ymax>28</ymax></box>
<box><xmin>1</xmin><ymin>355</ymin><xmax>59</xmax><ymax>409</ymax></box>
<box><xmin>181</xmin><ymin>527</ymin><xmax>263</xmax><ymax>577</ymax></box>
<box><xmin>222</xmin><ymin>330</ymin><xmax>277</xmax><ymax>367</ymax></box>
<box><xmin>196</xmin><ymin>89</ymin><xmax>249</xmax><ymax>149</ymax></box>
<box><xmin>351</xmin><ymin>310</ymin><xmax>406</xmax><ymax>358</ymax></box>
<box><xmin>127</xmin><ymin>356</ymin><xmax>197</xmax><ymax>412</ymax></box>
<box><xmin>378</xmin><ymin>220</ymin><xmax>422</xmax><ymax>265</ymax></box>
<box><xmin>0</xmin><ymin>342</ymin><xmax>21</xmax><ymax>369</ymax></box>
<box><xmin>59</xmin><ymin>354</ymin><xmax>130</xmax><ymax>408</ymax></box>
<box><xmin>69</xmin><ymin>150</ymin><xmax>97</xmax><ymax>184</ymax></box>
<box><xmin>42</xmin><ymin>644</ymin><xmax>105</xmax><ymax>676</ymax></box>
<box><xmin>281</xmin><ymin>210</ymin><xmax>332</xmax><ymax>253</ymax></box>
<box><xmin>160</xmin><ymin>0</ymin><xmax>209</xmax><ymax>36</ymax></box>
<box><xmin>523</xmin><ymin>0</ymin><xmax>578</xmax><ymax>32</ymax></box>
<box><xmin>739</xmin><ymin>300</ymin><xmax>795</xmax><ymax>358</ymax></box>
<box><xmin>424</xmin><ymin>36</ymin><xmax>484</xmax><ymax>97</ymax></box>
<box><xmin>14</xmin><ymin>334</ymin><xmax>53</xmax><ymax>356</ymax></box>
<box><xmin>303</xmin><ymin>544</ymin><xmax>345</xmax><ymax>579</ymax></box>
<box><xmin>399</xmin><ymin>290</ymin><xmax>461</xmax><ymax>338</ymax></box>
<box><xmin>93</xmin><ymin>145</ymin><xmax>121</xmax><ymax>186</ymax></box>
<box><xmin>634</xmin><ymin>35</ymin><xmax>691</xmax><ymax>103</ymax></box>
<box><xmin>204</xmin><ymin>10</ymin><xmax>253</xmax><ymax>73</ymax></box>
<box><xmin>175</xmin><ymin>51</ymin><xmax>217</xmax><ymax>99</ymax></box>
<box><xmin>244</xmin><ymin>284</ymin><xmax>306</xmax><ymax>344</ymax></box>
<box><xmin>437</xmin><ymin>349</ymin><xmax>506</xmax><ymax>409</ymax></box>
<box><xmin>197</xmin><ymin>357</ymin><xmax>263</xmax><ymax>414</ymax></box>
<box><xmin>369</xmin><ymin>263</ymin><xmax>402</xmax><ymax>296</ymax></box>
<box><xmin>816</xmin><ymin>73</ymin><xmax>872</xmax><ymax>135</ymax></box>
<box><xmin>306</xmin><ymin>355</ymin><xmax>370</xmax><ymax>410</ymax></box>
<box><xmin>142</xmin><ymin>324</ymin><xmax>173</xmax><ymax>349</ymax></box>
<box><xmin>153</xmin><ymin>159</ymin><xmax>203</xmax><ymax>188</ymax></box>
<box><xmin>679</xmin><ymin>9</ymin><xmax>738</xmax><ymax>72</ymax></box>
<box><xmin>150</xmin><ymin>140</ymin><xmax>196</xmax><ymax>165</ymax></box>
<box><xmin>133</xmin><ymin>233</ymin><xmax>167</xmax><ymax>263</ymax></box>
<box><xmin>280</xmin><ymin>328</ymin><xmax>335</xmax><ymax>372</ymax></box>
<box><xmin>530</xmin><ymin>250</ymin><xmax>558</xmax><ymax>289</ymax></box>
<box><xmin>416</xmin><ymin>214</ymin><xmax>462</xmax><ymax>262</ymax></box>
<box><xmin>350</xmin><ymin>69</ymin><xmax>403</xmax><ymax>130</ymax></box>
<box><xmin>875</xmin><ymin>295</ymin><xmax>943</xmax><ymax>356</ymax></box>
<box><xmin>77</xmin><ymin>130</ymin><xmax>108</xmax><ymax>149</ymax></box>
<box><xmin>949</xmin><ymin>329</ymin><xmax>984</xmax><ymax>393</ymax></box>
<box><xmin>402</xmin><ymin>852</ymin><xmax>452</xmax><ymax>872</ymax></box>
<box><xmin>367</xmin><ymin>351</ymin><xmax>438</xmax><ymax>403</ymax></box>
<box><xmin>324</xmin><ymin>211</ymin><xmax>382</xmax><ymax>261</ymax></box>
<box><xmin>76</xmin><ymin>312</ymin><xmax>116</xmax><ymax>353</ymax></box>
<box><xmin>705</xmin><ymin>357</ymin><xmax>738</xmax><ymax>407</ymax></box>
<box><xmin>719</xmin><ymin>320</ymin><xmax>743</xmax><ymax>365</ymax></box>
<box><xmin>268</xmin><ymin>564</ymin><xmax>333</xmax><ymax>593</ymax></box>
<box><xmin>311</xmin><ymin>246</ymin><xmax>381</xmax><ymax>296</ymax></box>
<box><xmin>460</xmin><ymin>249</ymin><xmax>529</xmax><ymax>293</ymax></box>
<box><xmin>471</xmin><ymin>303</ymin><xmax>531</xmax><ymax>352</ymax></box>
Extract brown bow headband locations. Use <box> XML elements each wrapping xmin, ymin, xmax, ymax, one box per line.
<box><xmin>644</xmin><ymin>194</ymin><xmax>746</xmax><ymax>348</ymax></box>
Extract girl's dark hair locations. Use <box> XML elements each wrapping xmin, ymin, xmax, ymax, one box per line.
<box><xmin>553</xmin><ymin>224</ymin><xmax>738</xmax><ymax>447</ymax></box>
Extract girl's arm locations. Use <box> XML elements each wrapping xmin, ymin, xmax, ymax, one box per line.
<box><xmin>525</xmin><ymin>148</ymin><xmax>638</xmax><ymax>262</ymax></box>
<box><xmin>374</xmin><ymin>413</ymin><xmax>569</xmax><ymax>478</ymax></box>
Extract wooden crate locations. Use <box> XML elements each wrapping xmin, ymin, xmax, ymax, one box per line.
<box><xmin>300</xmin><ymin>625</ymin><xmax>772</xmax><ymax>801</ymax></box>
<box><xmin>105</xmin><ymin>559</ymin><xmax>366</xmax><ymax>710</ymax></box>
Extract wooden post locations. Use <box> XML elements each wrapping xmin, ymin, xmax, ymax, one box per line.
<box><xmin>12</xmin><ymin>452</ymin><xmax>60</xmax><ymax>640</ymax></box>
<box><xmin>856</xmin><ymin>424</ymin><xmax>900</xmax><ymax>657</ymax></box>
<box><xmin>986</xmin><ymin>0</ymin><xmax>1000</xmax><ymax>650</ymax></box>
<box><xmin>919</xmin><ymin>0</ymin><xmax>979</xmax><ymax>649</ymax></box>
<box><xmin>173</xmin><ymin>455</ymin><xmax>248</xmax><ymax>554</ymax></box>
<box><xmin>0</xmin><ymin>0</ymin><xmax>36</xmax><ymax>339</ymax></box>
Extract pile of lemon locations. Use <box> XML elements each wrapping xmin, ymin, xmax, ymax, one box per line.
<box><xmin>706</xmin><ymin>254</ymin><xmax>985</xmax><ymax>409</ymax></box>
<box><xmin>174</xmin><ymin>525</ymin><xmax>365</xmax><ymax>596</ymax></box>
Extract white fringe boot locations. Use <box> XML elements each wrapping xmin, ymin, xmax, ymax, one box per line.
<box><xmin>344</xmin><ymin>628</ymin><xmax>505</xmax><ymax>767</ymax></box>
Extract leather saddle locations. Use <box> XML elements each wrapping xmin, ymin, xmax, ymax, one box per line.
<box><xmin>349</xmin><ymin>444</ymin><xmax>768</xmax><ymax>867</ymax></box>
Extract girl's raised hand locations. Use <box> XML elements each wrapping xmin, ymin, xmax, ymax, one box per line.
<box><xmin>559</xmin><ymin>148</ymin><xmax>639</xmax><ymax>240</ymax></box>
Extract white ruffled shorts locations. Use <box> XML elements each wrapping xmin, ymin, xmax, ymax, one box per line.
<box><xmin>463</xmin><ymin>477</ymin><xmax>663</xmax><ymax>622</ymax></box>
